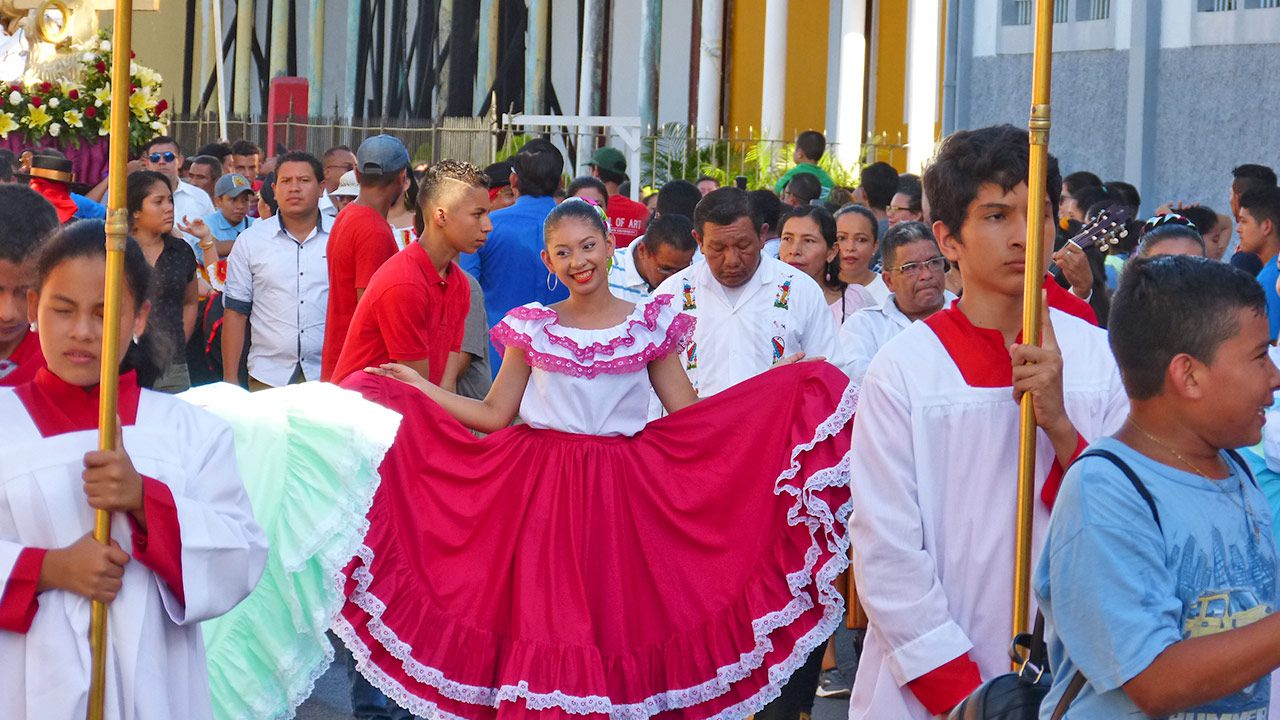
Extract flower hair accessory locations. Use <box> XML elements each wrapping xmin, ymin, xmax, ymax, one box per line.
<box><xmin>1141</xmin><ymin>213</ymin><xmax>1196</xmax><ymax>237</ymax></box>
<box><xmin>561</xmin><ymin>195</ymin><xmax>610</xmax><ymax>227</ymax></box>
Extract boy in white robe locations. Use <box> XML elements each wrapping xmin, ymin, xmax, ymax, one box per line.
<box><xmin>0</xmin><ymin>221</ymin><xmax>266</xmax><ymax>720</ymax></box>
<box><xmin>847</xmin><ymin>125</ymin><xmax>1128</xmax><ymax>719</ymax></box>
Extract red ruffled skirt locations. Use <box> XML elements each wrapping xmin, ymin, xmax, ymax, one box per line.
<box><xmin>336</xmin><ymin>362</ymin><xmax>855</xmax><ymax>720</ymax></box>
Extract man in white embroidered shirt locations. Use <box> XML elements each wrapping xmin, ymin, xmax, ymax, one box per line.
<box><xmin>838</xmin><ymin>220</ymin><xmax>953</xmax><ymax>384</ymax></box>
<box><xmin>222</xmin><ymin>151</ymin><xmax>332</xmax><ymax>390</ymax></box>
<box><xmin>655</xmin><ymin>187</ymin><xmax>838</xmax><ymax>397</ymax></box>
<box><xmin>608</xmin><ymin>214</ymin><xmax>697</xmax><ymax>303</ymax></box>
<box><xmin>143</xmin><ymin>135</ymin><xmax>215</xmax><ymax>256</ymax></box>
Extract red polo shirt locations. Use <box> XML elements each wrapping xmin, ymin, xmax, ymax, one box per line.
<box><xmin>607</xmin><ymin>194</ymin><xmax>650</xmax><ymax>248</ymax></box>
<box><xmin>0</xmin><ymin>330</ymin><xmax>45</xmax><ymax>387</ymax></box>
<box><xmin>321</xmin><ymin>204</ymin><xmax>400</xmax><ymax>380</ymax></box>
<box><xmin>330</xmin><ymin>242</ymin><xmax>470</xmax><ymax>385</ymax></box>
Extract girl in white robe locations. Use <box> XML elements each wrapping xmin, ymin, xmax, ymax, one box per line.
<box><xmin>0</xmin><ymin>220</ymin><xmax>267</xmax><ymax>720</ymax></box>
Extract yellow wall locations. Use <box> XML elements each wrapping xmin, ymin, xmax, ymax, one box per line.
<box><xmin>869</xmin><ymin>1</ymin><xmax>908</xmax><ymax>168</ymax></box>
<box><xmin>726</xmin><ymin>0</ymin><xmax>829</xmax><ymax>138</ymax></box>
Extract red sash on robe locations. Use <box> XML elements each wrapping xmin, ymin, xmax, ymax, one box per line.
<box><xmin>0</xmin><ymin>330</ymin><xmax>45</xmax><ymax>388</ymax></box>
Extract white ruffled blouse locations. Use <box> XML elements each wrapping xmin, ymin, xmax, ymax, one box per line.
<box><xmin>490</xmin><ymin>294</ymin><xmax>695</xmax><ymax>437</ymax></box>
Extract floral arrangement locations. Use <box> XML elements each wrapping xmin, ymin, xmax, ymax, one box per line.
<box><xmin>0</xmin><ymin>31</ymin><xmax>168</xmax><ymax>149</ymax></box>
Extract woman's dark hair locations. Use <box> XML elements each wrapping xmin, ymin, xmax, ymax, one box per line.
<box><xmin>1137</xmin><ymin>214</ymin><xmax>1206</xmax><ymax>257</ymax></box>
<box><xmin>126</xmin><ymin>170</ymin><xmax>172</xmax><ymax>225</ymax></box>
<box><xmin>780</xmin><ymin>204</ymin><xmax>841</xmax><ymax>290</ymax></box>
<box><xmin>896</xmin><ymin>174</ymin><xmax>923</xmax><ymax>213</ymax></box>
<box><xmin>1178</xmin><ymin>205</ymin><xmax>1220</xmax><ymax>237</ymax></box>
<box><xmin>834</xmin><ymin>203</ymin><xmax>882</xmax><ymax>243</ymax></box>
<box><xmin>785</xmin><ymin>172</ymin><xmax>823</xmax><ymax>206</ymax></box>
<box><xmin>1063</xmin><ymin>171</ymin><xmax>1102</xmax><ymax>196</ymax></box>
<box><xmin>566</xmin><ymin>175</ymin><xmax>608</xmax><ymax>201</ymax></box>
<box><xmin>34</xmin><ymin>220</ymin><xmax>168</xmax><ymax>387</ymax></box>
<box><xmin>259</xmin><ymin>172</ymin><xmax>278</xmax><ymax>214</ymax></box>
<box><xmin>544</xmin><ymin>197</ymin><xmax>609</xmax><ymax>243</ymax></box>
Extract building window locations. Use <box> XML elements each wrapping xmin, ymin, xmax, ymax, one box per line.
<box><xmin>1077</xmin><ymin>0</ymin><xmax>1109</xmax><ymax>19</ymax></box>
<box><xmin>1055</xmin><ymin>0</ymin><xmax>1071</xmax><ymax>22</ymax></box>
<box><xmin>1199</xmin><ymin>0</ymin><xmax>1237</xmax><ymax>10</ymax></box>
<box><xmin>1248</xmin><ymin>0</ymin><xmax>1280</xmax><ymax>7</ymax></box>
<box><xmin>1004</xmin><ymin>0</ymin><xmax>1071</xmax><ymax>25</ymax></box>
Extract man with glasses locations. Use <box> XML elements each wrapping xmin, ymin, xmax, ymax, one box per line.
<box><xmin>318</xmin><ymin>145</ymin><xmax>357</xmax><ymax>216</ymax></box>
<box><xmin>838</xmin><ymin>221</ymin><xmax>953</xmax><ymax>384</ymax></box>
<box><xmin>143</xmin><ymin>135</ymin><xmax>215</xmax><ymax>256</ymax></box>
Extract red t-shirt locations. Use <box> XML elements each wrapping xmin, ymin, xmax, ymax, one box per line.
<box><xmin>330</xmin><ymin>243</ymin><xmax>471</xmax><ymax>385</ymax></box>
<box><xmin>607</xmin><ymin>194</ymin><xmax>650</xmax><ymax>248</ymax></box>
<box><xmin>0</xmin><ymin>329</ymin><xmax>45</xmax><ymax>387</ymax></box>
<box><xmin>321</xmin><ymin>203</ymin><xmax>400</xmax><ymax>380</ymax></box>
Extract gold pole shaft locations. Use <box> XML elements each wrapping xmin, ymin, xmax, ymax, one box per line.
<box><xmin>1012</xmin><ymin>0</ymin><xmax>1056</xmax><ymax>657</ymax></box>
<box><xmin>89</xmin><ymin>1</ymin><xmax>135</xmax><ymax>718</ymax></box>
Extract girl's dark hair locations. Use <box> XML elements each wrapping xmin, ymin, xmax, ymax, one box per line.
<box><xmin>834</xmin><ymin>203</ymin><xmax>882</xmax><ymax>243</ymax></box>
<box><xmin>1137</xmin><ymin>214</ymin><xmax>1206</xmax><ymax>257</ymax></box>
<box><xmin>566</xmin><ymin>175</ymin><xmax>608</xmax><ymax>201</ymax></box>
<box><xmin>34</xmin><ymin>220</ymin><xmax>167</xmax><ymax>387</ymax></box>
<box><xmin>779</xmin><ymin>204</ymin><xmax>842</xmax><ymax>289</ymax></box>
<box><xmin>126</xmin><ymin>170</ymin><xmax>172</xmax><ymax>223</ymax></box>
<box><xmin>544</xmin><ymin>197</ymin><xmax>609</xmax><ymax>242</ymax></box>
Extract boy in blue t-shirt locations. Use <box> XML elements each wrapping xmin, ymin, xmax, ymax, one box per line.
<box><xmin>1037</xmin><ymin>255</ymin><xmax>1280</xmax><ymax>719</ymax></box>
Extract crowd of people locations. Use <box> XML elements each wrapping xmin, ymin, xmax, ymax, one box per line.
<box><xmin>1</xmin><ymin>118</ymin><xmax>1280</xmax><ymax>720</ymax></box>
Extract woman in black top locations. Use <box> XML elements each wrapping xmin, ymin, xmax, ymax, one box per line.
<box><xmin>128</xmin><ymin>170</ymin><xmax>197</xmax><ymax>392</ymax></box>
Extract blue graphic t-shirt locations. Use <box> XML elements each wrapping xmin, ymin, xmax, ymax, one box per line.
<box><xmin>1036</xmin><ymin>437</ymin><xmax>1280</xmax><ymax>719</ymax></box>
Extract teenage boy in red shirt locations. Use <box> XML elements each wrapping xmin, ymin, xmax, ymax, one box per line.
<box><xmin>0</xmin><ymin>186</ymin><xmax>59</xmax><ymax>387</ymax></box>
<box><xmin>330</xmin><ymin>160</ymin><xmax>491</xmax><ymax>387</ymax></box>
<box><xmin>320</xmin><ymin>134</ymin><xmax>410</xmax><ymax>380</ymax></box>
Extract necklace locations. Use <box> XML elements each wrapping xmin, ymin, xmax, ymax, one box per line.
<box><xmin>1127</xmin><ymin>417</ymin><xmax>1261</xmax><ymax>544</ymax></box>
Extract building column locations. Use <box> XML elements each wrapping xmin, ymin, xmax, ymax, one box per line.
<box><xmin>759</xmin><ymin>0</ymin><xmax>788</xmax><ymax>141</ymax></box>
<box><xmin>638</xmin><ymin>0</ymin><xmax>663</xmax><ymax>135</ymax></box>
<box><xmin>577</xmin><ymin>0</ymin><xmax>606</xmax><ymax>167</ymax></box>
<box><xmin>475</xmin><ymin>0</ymin><xmax>500</xmax><ymax>114</ymax></box>
<box><xmin>526</xmin><ymin>0</ymin><xmax>550</xmax><ymax>114</ymax></box>
<box><xmin>233</xmin><ymin>0</ymin><xmax>254</xmax><ymax>115</ymax></box>
<box><xmin>343</xmin><ymin>0</ymin><xmax>361</xmax><ymax>118</ymax></box>
<box><xmin>905</xmin><ymin>0</ymin><xmax>943</xmax><ymax>172</ymax></box>
<box><xmin>696</xmin><ymin>0</ymin><xmax>724</xmax><ymax>136</ymax></box>
<box><xmin>1124</xmin><ymin>0</ymin><xmax>1160</xmax><ymax>216</ymax></box>
<box><xmin>307</xmin><ymin>0</ymin><xmax>324</xmax><ymax>115</ymax></box>
<box><xmin>268</xmin><ymin>0</ymin><xmax>289</xmax><ymax>80</ymax></box>
<box><xmin>831</xmin><ymin>0</ymin><xmax>868</xmax><ymax>168</ymax></box>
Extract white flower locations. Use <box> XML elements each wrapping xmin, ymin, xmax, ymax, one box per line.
<box><xmin>100</xmin><ymin>39</ymin><xmax>111</xmax><ymax>52</ymax></box>
<box><xmin>98</xmin><ymin>125</ymin><xmax>109</xmax><ymax>136</ymax></box>
<box><xmin>8</xmin><ymin>91</ymin><xmax>19</xmax><ymax>105</ymax></box>
<box><xmin>48</xmin><ymin>122</ymin><xmax>61</xmax><ymax>137</ymax></box>
<box><xmin>47</xmin><ymin>97</ymin><xmax>58</xmax><ymax>108</ymax></box>
<box><xmin>82</xmin><ymin>52</ymin><xmax>94</xmax><ymax>62</ymax></box>
<box><xmin>151</xmin><ymin>120</ymin><xmax>163</xmax><ymax>131</ymax></box>
<box><xmin>129</xmin><ymin>61</ymin><xmax>138</xmax><ymax>75</ymax></box>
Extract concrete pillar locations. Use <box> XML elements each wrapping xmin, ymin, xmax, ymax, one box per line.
<box><xmin>696</xmin><ymin>0</ymin><xmax>724</xmax><ymax>136</ymax></box>
<box><xmin>233</xmin><ymin>0</ymin><xmax>254</xmax><ymax>115</ymax></box>
<box><xmin>526</xmin><ymin>0</ymin><xmax>550</xmax><ymax>113</ymax></box>
<box><xmin>576</xmin><ymin>0</ymin><xmax>606</xmax><ymax>167</ymax></box>
<box><xmin>832</xmin><ymin>0</ymin><xmax>868</xmax><ymax>168</ymax></box>
<box><xmin>638</xmin><ymin>0</ymin><xmax>663</xmax><ymax>135</ymax></box>
<box><xmin>344</xmin><ymin>0</ymin><xmax>361</xmax><ymax>118</ymax></box>
<box><xmin>759</xmin><ymin>0</ymin><xmax>788</xmax><ymax>141</ymax></box>
<box><xmin>308</xmin><ymin>0</ymin><xmax>324</xmax><ymax>115</ymax></box>
<box><xmin>905</xmin><ymin>0</ymin><xmax>942</xmax><ymax>173</ymax></box>
<box><xmin>475</xmin><ymin>0</ymin><xmax>500</xmax><ymax>114</ymax></box>
<box><xmin>269</xmin><ymin>0</ymin><xmax>289</xmax><ymax>80</ymax></box>
<box><xmin>1124</xmin><ymin>0</ymin><xmax>1160</xmax><ymax>217</ymax></box>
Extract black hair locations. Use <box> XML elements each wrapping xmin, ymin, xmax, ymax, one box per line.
<box><xmin>189</xmin><ymin>155</ymin><xmax>222</xmax><ymax>176</ymax></box>
<box><xmin>1239</xmin><ymin>185</ymin><xmax>1280</xmax><ymax>230</ymax></box>
<box><xmin>126</xmin><ymin>170</ymin><xmax>172</xmax><ymax>223</ymax></box>
<box><xmin>143</xmin><ymin>135</ymin><xmax>181</xmax><ymax>155</ymax></box>
<box><xmin>231</xmin><ymin>139</ymin><xmax>262</xmax><ymax>157</ymax></box>
<box><xmin>566</xmin><ymin>175</ymin><xmax>608</xmax><ymax>201</ymax></box>
<box><xmin>780</xmin><ymin>204</ymin><xmax>841</xmax><ymax>288</ymax></box>
<box><xmin>1105</xmin><ymin>180</ymin><xmax>1141</xmax><ymax>215</ymax></box>
<box><xmin>795</xmin><ymin>130</ymin><xmax>826</xmax><ymax>162</ymax></box>
<box><xmin>0</xmin><ymin>149</ymin><xmax>17</xmax><ymax>182</ymax></box>
<box><xmin>695</xmin><ymin>175</ymin><xmax>719</xmax><ymax>186</ymax></box>
<box><xmin>895</xmin><ymin>174</ymin><xmax>923</xmax><ymax>213</ymax></box>
<box><xmin>1137</xmin><ymin>215</ymin><xmax>1206</xmax><ymax>258</ymax></box>
<box><xmin>643</xmin><ymin>214</ymin><xmax>697</xmax><ymax>254</ymax></box>
<box><xmin>1073</xmin><ymin>185</ymin><xmax>1111</xmax><ymax>218</ymax></box>
<box><xmin>34</xmin><ymin>220</ymin><xmax>167</xmax><ymax>386</ymax></box>
<box><xmin>274</xmin><ymin>151</ymin><xmax>323</xmax><ymax>183</ymax></box>
<box><xmin>1110</xmin><ymin>255</ymin><xmax>1265</xmax><ymax>400</ymax></box>
<box><xmin>259</xmin><ymin>172</ymin><xmax>278</xmax><ymax>214</ymax></box>
<box><xmin>880</xmin><ymin>220</ymin><xmax>939</xmax><ymax>269</ymax></box>
<box><xmin>512</xmin><ymin>140</ymin><xmax>564</xmax><ymax>197</ymax></box>
<box><xmin>0</xmin><ymin>185</ymin><xmax>59</xmax><ymax>264</ymax></box>
<box><xmin>786</xmin><ymin>172</ymin><xmax>823</xmax><ymax>205</ymax></box>
<box><xmin>1178</xmin><ymin>205</ymin><xmax>1220</xmax><ymax>237</ymax></box>
<box><xmin>834</xmin><ymin>203</ymin><xmax>882</xmax><ymax>243</ymax></box>
<box><xmin>322</xmin><ymin>144</ymin><xmax>353</xmax><ymax>159</ymax></box>
<box><xmin>195</xmin><ymin>142</ymin><xmax>232</xmax><ymax>163</ymax></box>
<box><xmin>694</xmin><ymin>187</ymin><xmax>762</xmax><ymax>236</ymax></box>
<box><xmin>543</xmin><ymin>197</ymin><xmax>608</xmax><ymax>243</ymax></box>
<box><xmin>1233</xmin><ymin>164</ymin><xmax>1278</xmax><ymax>190</ymax></box>
<box><xmin>922</xmin><ymin>124</ymin><xmax>1062</xmax><ymax>238</ymax></box>
<box><xmin>1063</xmin><ymin>171</ymin><xmax>1102</xmax><ymax>195</ymax></box>
<box><xmin>656</xmin><ymin>180</ymin><xmax>702</xmax><ymax>220</ymax></box>
<box><xmin>746</xmin><ymin>189</ymin><xmax>784</xmax><ymax>233</ymax></box>
<box><xmin>860</xmin><ymin>161</ymin><xmax>900</xmax><ymax>209</ymax></box>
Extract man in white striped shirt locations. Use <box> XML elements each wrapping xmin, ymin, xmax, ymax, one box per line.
<box><xmin>607</xmin><ymin>214</ymin><xmax>697</xmax><ymax>303</ymax></box>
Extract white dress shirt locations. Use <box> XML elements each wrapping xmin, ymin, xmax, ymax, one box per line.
<box><xmin>607</xmin><ymin>243</ymin><xmax>652</xmax><ymax>304</ymax></box>
<box><xmin>222</xmin><ymin>213</ymin><xmax>333</xmax><ymax>387</ymax></box>
<box><xmin>837</xmin><ymin>291</ymin><xmax>957</xmax><ymax>384</ymax></box>
<box><xmin>654</xmin><ymin>255</ymin><xmax>838</xmax><ymax>397</ymax></box>
<box><xmin>173</xmin><ymin>179</ymin><xmax>216</xmax><ymax>256</ymax></box>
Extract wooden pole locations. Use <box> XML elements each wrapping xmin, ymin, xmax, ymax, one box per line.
<box><xmin>89</xmin><ymin>0</ymin><xmax>134</xmax><ymax>717</ymax></box>
<box><xmin>1012</xmin><ymin>0</ymin><xmax>1055</xmax><ymax>654</ymax></box>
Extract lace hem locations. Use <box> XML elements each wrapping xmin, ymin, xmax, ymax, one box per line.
<box><xmin>331</xmin><ymin>376</ymin><xmax>859</xmax><ymax>720</ymax></box>
<box><xmin>492</xmin><ymin>310</ymin><xmax>695</xmax><ymax>379</ymax></box>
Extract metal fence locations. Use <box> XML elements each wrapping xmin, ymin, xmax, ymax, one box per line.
<box><xmin>168</xmin><ymin>114</ymin><xmax>907</xmax><ymax>192</ymax></box>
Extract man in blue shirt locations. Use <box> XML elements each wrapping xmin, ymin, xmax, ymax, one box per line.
<box><xmin>1037</xmin><ymin>256</ymin><xmax>1280</xmax><ymax>719</ymax></box>
<box><xmin>1237</xmin><ymin>186</ymin><xmax>1280</xmax><ymax>340</ymax></box>
<box><xmin>460</xmin><ymin>139</ymin><xmax>567</xmax><ymax>376</ymax></box>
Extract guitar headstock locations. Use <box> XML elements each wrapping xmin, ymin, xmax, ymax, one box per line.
<box><xmin>1070</xmin><ymin>205</ymin><xmax>1132</xmax><ymax>255</ymax></box>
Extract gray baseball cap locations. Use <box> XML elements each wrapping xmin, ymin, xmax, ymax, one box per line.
<box><xmin>214</xmin><ymin>173</ymin><xmax>255</xmax><ymax>198</ymax></box>
<box><xmin>356</xmin><ymin>134</ymin><xmax>410</xmax><ymax>176</ymax></box>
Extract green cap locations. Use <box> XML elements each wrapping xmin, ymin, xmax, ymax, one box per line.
<box><xmin>585</xmin><ymin>147</ymin><xmax>627</xmax><ymax>176</ymax></box>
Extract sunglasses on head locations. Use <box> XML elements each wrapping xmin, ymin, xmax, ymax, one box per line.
<box><xmin>148</xmin><ymin>151</ymin><xmax>176</xmax><ymax>163</ymax></box>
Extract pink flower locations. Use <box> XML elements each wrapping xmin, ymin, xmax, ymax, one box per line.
<box><xmin>29</xmin><ymin>96</ymin><xmax>40</xmax><ymax>107</ymax></box>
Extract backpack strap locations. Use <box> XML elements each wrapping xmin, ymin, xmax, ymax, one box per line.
<box><xmin>1075</xmin><ymin>449</ymin><xmax>1162</xmax><ymax>531</ymax></box>
<box><xmin>1224</xmin><ymin>448</ymin><xmax>1261</xmax><ymax>489</ymax></box>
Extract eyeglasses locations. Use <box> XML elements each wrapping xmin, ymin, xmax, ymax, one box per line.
<box><xmin>888</xmin><ymin>256</ymin><xmax>948</xmax><ymax>277</ymax></box>
<box><xmin>886</xmin><ymin>205</ymin><xmax>914</xmax><ymax>215</ymax></box>
<box><xmin>148</xmin><ymin>152</ymin><xmax>176</xmax><ymax>163</ymax></box>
